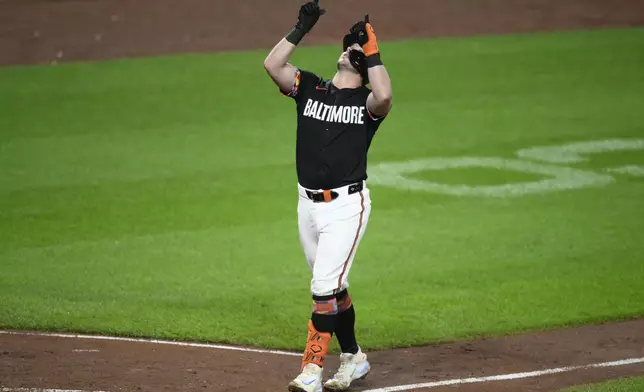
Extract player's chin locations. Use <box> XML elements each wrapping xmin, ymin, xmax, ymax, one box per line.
<box><xmin>337</xmin><ymin>60</ymin><xmax>356</xmax><ymax>72</ymax></box>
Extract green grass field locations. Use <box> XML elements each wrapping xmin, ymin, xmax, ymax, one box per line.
<box><xmin>1</xmin><ymin>27</ymin><xmax>643</xmax><ymax>353</ymax></box>
<box><xmin>560</xmin><ymin>376</ymin><xmax>644</xmax><ymax>391</ymax></box>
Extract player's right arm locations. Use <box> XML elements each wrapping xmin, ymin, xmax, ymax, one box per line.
<box><xmin>263</xmin><ymin>39</ymin><xmax>299</xmax><ymax>94</ymax></box>
<box><xmin>263</xmin><ymin>1</ymin><xmax>326</xmax><ymax>94</ymax></box>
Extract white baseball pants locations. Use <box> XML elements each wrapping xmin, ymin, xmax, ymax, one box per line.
<box><xmin>297</xmin><ymin>181</ymin><xmax>372</xmax><ymax>297</ymax></box>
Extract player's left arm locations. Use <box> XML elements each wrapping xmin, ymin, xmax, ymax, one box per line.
<box><xmin>366</xmin><ymin>65</ymin><xmax>392</xmax><ymax>117</ymax></box>
<box><xmin>363</xmin><ymin>16</ymin><xmax>393</xmax><ymax>117</ymax></box>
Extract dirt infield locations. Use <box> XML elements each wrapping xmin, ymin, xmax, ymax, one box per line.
<box><xmin>2</xmin><ymin>319</ymin><xmax>644</xmax><ymax>391</ymax></box>
<box><xmin>2</xmin><ymin>0</ymin><xmax>644</xmax><ymax>391</ymax></box>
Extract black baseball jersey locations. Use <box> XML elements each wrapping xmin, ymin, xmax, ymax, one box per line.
<box><xmin>281</xmin><ymin>68</ymin><xmax>387</xmax><ymax>190</ymax></box>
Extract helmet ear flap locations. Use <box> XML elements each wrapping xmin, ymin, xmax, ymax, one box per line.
<box><xmin>343</xmin><ymin>33</ymin><xmax>352</xmax><ymax>51</ymax></box>
<box><xmin>343</xmin><ymin>32</ymin><xmax>357</xmax><ymax>51</ymax></box>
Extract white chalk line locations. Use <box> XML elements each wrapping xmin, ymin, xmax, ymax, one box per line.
<box><xmin>0</xmin><ymin>330</ymin><xmax>301</xmax><ymax>357</ymax></box>
<box><xmin>362</xmin><ymin>357</ymin><xmax>644</xmax><ymax>392</ymax></box>
<box><xmin>2</xmin><ymin>389</ymin><xmax>108</xmax><ymax>392</ymax></box>
<box><xmin>3</xmin><ymin>331</ymin><xmax>643</xmax><ymax>392</ymax></box>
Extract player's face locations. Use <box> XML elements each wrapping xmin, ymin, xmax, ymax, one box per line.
<box><xmin>337</xmin><ymin>43</ymin><xmax>363</xmax><ymax>71</ymax></box>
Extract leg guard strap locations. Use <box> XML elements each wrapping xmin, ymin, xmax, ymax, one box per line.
<box><xmin>312</xmin><ymin>296</ymin><xmax>338</xmax><ymax>315</ymax></box>
<box><xmin>335</xmin><ymin>290</ymin><xmax>353</xmax><ymax>313</ymax></box>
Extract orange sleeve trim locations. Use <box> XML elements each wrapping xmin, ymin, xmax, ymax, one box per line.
<box><xmin>281</xmin><ymin>68</ymin><xmax>302</xmax><ymax>97</ymax></box>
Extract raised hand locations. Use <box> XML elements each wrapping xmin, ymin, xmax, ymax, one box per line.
<box><xmin>348</xmin><ymin>18</ymin><xmax>368</xmax><ymax>47</ymax></box>
<box><xmin>296</xmin><ymin>0</ymin><xmax>327</xmax><ymax>33</ymax></box>
<box><xmin>362</xmin><ymin>14</ymin><xmax>379</xmax><ymax>56</ymax></box>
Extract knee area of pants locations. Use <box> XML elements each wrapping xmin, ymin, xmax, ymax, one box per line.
<box><xmin>311</xmin><ymin>276</ymin><xmax>350</xmax><ymax>295</ymax></box>
<box><xmin>311</xmin><ymin>288</ymin><xmax>335</xmax><ymax>297</ymax></box>
<box><xmin>311</xmin><ymin>281</ymin><xmax>336</xmax><ymax>297</ymax></box>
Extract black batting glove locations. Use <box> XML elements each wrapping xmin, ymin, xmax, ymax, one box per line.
<box><xmin>348</xmin><ymin>20</ymin><xmax>368</xmax><ymax>47</ymax></box>
<box><xmin>297</xmin><ymin>0</ymin><xmax>326</xmax><ymax>33</ymax></box>
<box><xmin>287</xmin><ymin>0</ymin><xmax>326</xmax><ymax>45</ymax></box>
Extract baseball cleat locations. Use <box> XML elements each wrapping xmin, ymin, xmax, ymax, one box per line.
<box><xmin>323</xmin><ymin>348</ymin><xmax>371</xmax><ymax>391</ymax></box>
<box><xmin>288</xmin><ymin>363</ymin><xmax>324</xmax><ymax>392</ymax></box>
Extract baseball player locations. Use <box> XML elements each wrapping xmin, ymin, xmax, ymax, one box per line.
<box><xmin>263</xmin><ymin>1</ymin><xmax>392</xmax><ymax>391</ymax></box>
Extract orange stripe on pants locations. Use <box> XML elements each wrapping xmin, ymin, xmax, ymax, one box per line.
<box><xmin>336</xmin><ymin>191</ymin><xmax>365</xmax><ymax>292</ymax></box>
